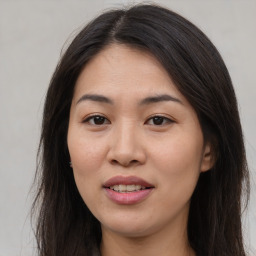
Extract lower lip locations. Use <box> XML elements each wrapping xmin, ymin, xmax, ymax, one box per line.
<box><xmin>104</xmin><ymin>188</ymin><xmax>153</xmax><ymax>205</ymax></box>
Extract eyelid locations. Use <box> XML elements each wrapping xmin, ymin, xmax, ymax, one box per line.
<box><xmin>81</xmin><ymin>113</ymin><xmax>175</xmax><ymax>126</ymax></box>
<box><xmin>145</xmin><ymin>114</ymin><xmax>175</xmax><ymax>125</ymax></box>
<box><xmin>82</xmin><ymin>114</ymin><xmax>110</xmax><ymax>125</ymax></box>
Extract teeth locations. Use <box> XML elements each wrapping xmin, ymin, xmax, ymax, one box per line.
<box><xmin>113</xmin><ymin>185</ymin><xmax>119</xmax><ymax>191</ymax></box>
<box><xmin>127</xmin><ymin>185</ymin><xmax>135</xmax><ymax>192</ymax></box>
<box><xmin>119</xmin><ymin>184</ymin><xmax>126</xmax><ymax>192</ymax></box>
<box><xmin>109</xmin><ymin>184</ymin><xmax>146</xmax><ymax>192</ymax></box>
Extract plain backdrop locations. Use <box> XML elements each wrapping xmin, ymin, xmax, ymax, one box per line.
<box><xmin>0</xmin><ymin>0</ymin><xmax>255</xmax><ymax>255</ymax></box>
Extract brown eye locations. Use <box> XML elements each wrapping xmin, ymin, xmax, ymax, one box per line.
<box><xmin>152</xmin><ymin>116</ymin><xmax>164</xmax><ymax>125</ymax></box>
<box><xmin>83</xmin><ymin>115</ymin><xmax>110</xmax><ymax>125</ymax></box>
<box><xmin>146</xmin><ymin>115</ymin><xmax>174</xmax><ymax>126</ymax></box>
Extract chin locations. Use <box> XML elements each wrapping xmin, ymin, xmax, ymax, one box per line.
<box><xmin>104</xmin><ymin>224</ymin><xmax>153</xmax><ymax>238</ymax></box>
<box><xmin>100</xmin><ymin>214</ymin><xmax>159</xmax><ymax>238</ymax></box>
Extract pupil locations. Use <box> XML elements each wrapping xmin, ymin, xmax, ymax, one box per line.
<box><xmin>94</xmin><ymin>116</ymin><xmax>105</xmax><ymax>125</ymax></box>
<box><xmin>153</xmin><ymin>116</ymin><xmax>163</xmax><ymax>125</ymax></box>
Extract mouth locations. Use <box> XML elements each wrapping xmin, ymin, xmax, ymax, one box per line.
<box><xmin>108</xmin><ymin>184</ymin><xmax>148</xmax><ymax>193</ymax></box>
<box><xmin>103</xmin><ymin>176</ymin><xmax>154</xmax><ymax>205</ymax></box>
<box><xmin>103</xmin><ymin>175</ymin><xmax>154</xmax><ymax>190</ymax></box>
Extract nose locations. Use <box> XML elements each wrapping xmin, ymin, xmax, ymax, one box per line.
<box><xmin>107</xmin><ymin>122</ymin><xmax>146</xmax><ymax>167</ymax></box>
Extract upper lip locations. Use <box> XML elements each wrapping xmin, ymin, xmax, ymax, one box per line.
<box><xmin>103</xmin><ymin>175</ymin><xmax>154</xmax><ymax>188</ymax></box>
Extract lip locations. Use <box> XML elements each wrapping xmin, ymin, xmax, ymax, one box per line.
<box><xmin>103</xmin><ymin>175</ymin><xmax>154</xmax><ymax>188</ymax></box>
<box><xmin>103</xmin><ymin>175</ymin><xmax>154</xmax><ymax>205</ymax></box>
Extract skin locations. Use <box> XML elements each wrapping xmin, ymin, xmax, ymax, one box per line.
<box><xmin>67</xmin><ymin>44</ymin><xmax>213</xmax><ymax>256</ymax></box>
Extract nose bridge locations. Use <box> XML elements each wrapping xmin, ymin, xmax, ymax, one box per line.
<box><xmin>108</xmin><ymin>118</ymin><xmax>145</xmax><ymax>166</ymax></box>
<box><xmin>114</xmin><ymin>119</ymin><xmax>137</xmax><ymax>153</ymax></box>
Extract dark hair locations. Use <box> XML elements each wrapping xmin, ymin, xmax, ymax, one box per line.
<box><xmin>32</xmin><ymin>4</ymin><xmax>249</xmax><ymax>256</ymax></box>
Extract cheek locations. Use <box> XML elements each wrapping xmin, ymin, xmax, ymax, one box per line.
<box><xmin>68</xmin><ymin>135</ymin><xmax>107</xmax><ymax>212</ymax></box>
<box><xmin>68</xmin><ymin>130</ymin><xmax>107</xmax><ymax>173</ymax></box>
<box><xmin>149</xmin><ymin>130</ymin><xmax>203</xmax><ymax>196</ymax></box>
<box><xmin>151</xmin><ymin>136</ymin><xmax>203</xmax><ymax>171</ymax></box>
<box><xmin>67</xmin><ymin>130</ymin><xmax>108</xmax><ymax>202</ymax></box>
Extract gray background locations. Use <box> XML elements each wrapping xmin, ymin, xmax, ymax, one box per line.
<box><xmin>0</xmin><ymin>0</ymin><xmax>255</xmax><ymax>255</ymax></box>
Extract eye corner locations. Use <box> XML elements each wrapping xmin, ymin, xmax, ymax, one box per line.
<box><xmin>82</xmin><ymin>114</ymin><xmax>110</xmax><ymax>126</ymax></box>
<box><xmin>145</xmin><ymin>115</ymin><xmax>175</xmax><ymax>126</ymax></box>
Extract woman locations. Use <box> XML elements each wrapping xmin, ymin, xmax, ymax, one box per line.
<box><xmin>32</xmin><ymin>4</ymin><xmax>249</xmax><ymax>256</ymax></box>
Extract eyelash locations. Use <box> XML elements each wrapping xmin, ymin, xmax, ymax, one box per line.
<box><xmin>82</xmin><ymin>114</ymin><xmax>174</xmax><ymax>126</ymax></box>
<box><xmin>83</xmin><ymin>115</ymin><xmax>110</xmax><ymax>125</ymax></box>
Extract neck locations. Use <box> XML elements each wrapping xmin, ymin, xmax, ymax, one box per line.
<box><xmin>100</xmin><ymin>223</ymin><xmax>195</xmax><ymax>256</ymax></box>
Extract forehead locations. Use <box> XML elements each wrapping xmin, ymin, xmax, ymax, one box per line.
<box><xmin>73</xmin><ymin>43</ymin><xmax>186</xmax><ymax>104</ymax></box>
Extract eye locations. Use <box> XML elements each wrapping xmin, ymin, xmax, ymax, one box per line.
<box><xmin>146</xmin><ymin>115</ymin><xmax>174</xmax><ymax>126</ymax></box>
<box><xmin>83</xmin><ymin>115</ymin><xmax>110</xmax><ymax>125</ymax></box>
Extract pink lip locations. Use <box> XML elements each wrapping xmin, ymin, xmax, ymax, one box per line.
<box><xmin>103</xmin><ymin>175</ymin><xmax>154</xmax><ymax>205</ymax></box>
<box><xmin>103</xmin><ymin>175</ymin><xmax>154</xmax><ymax>188</ymax></box>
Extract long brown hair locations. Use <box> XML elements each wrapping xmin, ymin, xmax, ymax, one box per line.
<box><xmin>32</xmin><ymin>4</ymin><xmax>249</xmax><ymax>256</ymax></box>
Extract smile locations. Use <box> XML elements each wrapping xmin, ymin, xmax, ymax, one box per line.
<box><xmin>109</xmin><ymin>184</ymin><xmax>146</xmax><ymax>192</ymax></box>
<box><xmin>103</xmin><ymin>176</ymin><xmax>154</xmax><ymax>204</ymax></box>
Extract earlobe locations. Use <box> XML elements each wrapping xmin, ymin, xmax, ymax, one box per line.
<box><xmin>200</xmin><ymin>143</ymin><xmax>215</xmax><ymax>172</ymax></box>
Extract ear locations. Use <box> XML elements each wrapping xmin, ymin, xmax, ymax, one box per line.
<box><xmin>200</xmin><ymin>142</ymin><xmax>215</xmax><ymax>172</ymax></box>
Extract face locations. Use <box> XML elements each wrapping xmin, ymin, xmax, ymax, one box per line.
<box><xmin>67</xmin><ymin>44</ymin><xmax>212</xmax><ymax>238</ymax></box>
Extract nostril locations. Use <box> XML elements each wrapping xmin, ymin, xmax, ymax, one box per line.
<box><xmin>111</xmin><ymin>159</ymin><xmax>119</xmax><ymax>165</ymax></box>
<box><xmin>110</xmin><ymin>159</ymin><xmax>139</xmax><ymax>166</ymax></box>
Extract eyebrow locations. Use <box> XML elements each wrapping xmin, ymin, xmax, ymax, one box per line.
<box><xmin>76</xmin><ymin>94</ymin><xmax>113</xmax><ymax>105</ymax></box>
<box><xmin>76</xmin><ymin>93</ymin><xmax>182</xmax><ymax>105</ymax></box>
<box><xmin>139</xmin><ymin>94</ymin><xmax>183</xmax><ymax>105</ymax></box>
